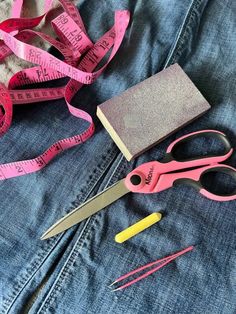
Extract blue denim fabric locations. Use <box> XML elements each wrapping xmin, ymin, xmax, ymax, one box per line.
<box><xmin>0</xmin><ymin>0</ymin><xmax>236</xmax><ymax>313</ymax></box>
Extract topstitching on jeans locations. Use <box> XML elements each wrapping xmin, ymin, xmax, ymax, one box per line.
<box><xmin>35</xmin><ymin>2</ymin><xmax>207</xmax><ymax>312</ymax></box>
<box><xmin>164</xmin><ymin>0</ymin><xmax>208</xmax><ymax>67</ymax></box>
<box><xmin>37</xmin><ymin>153</ymin><xmax>128</xmax><ymax>313</ymax></box>
<box><xmin>2</xmin><ymin>145</ymin><xmax>119</xmax><ymax>314</ymax></box>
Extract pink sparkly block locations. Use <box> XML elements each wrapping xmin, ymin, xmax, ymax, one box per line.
<box><xmin>97</xmin><ymin>63</ymin><xmax>210</xmax><ymax>161</ymax></box>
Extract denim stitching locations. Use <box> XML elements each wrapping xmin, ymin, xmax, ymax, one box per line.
<box><xmin>35</xmin><ymin>0</ymin><xmax>207</xmax><ymax>312</ymax></box>
<box><xmin>164</xmin><ymin>0</ymin><xmax>205</xmax><ymax>67</ymax></box>
<box><xmin>2</xmin><ymin>146</ymin><xmax>119</xmax><ymax>314</ymax></box>
<box><xmin>164</xmin><ymin>0</ymin><xmax>196</xmax><ymax>68</ymax></box>
<box><xmin>2</xmin><ymin>239</ymin><xmax>60</xmax><ymax>313</ymax></box>
<box><xmin>37</xmin><ymin>155</ymin><xmax>127</xmax><ymax>313</ymax></box>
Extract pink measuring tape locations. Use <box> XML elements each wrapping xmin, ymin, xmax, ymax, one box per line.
<box><xmin>0</xmin><ymin>0</ymin><xmax>130</xmax><ymax>180</ymax></box>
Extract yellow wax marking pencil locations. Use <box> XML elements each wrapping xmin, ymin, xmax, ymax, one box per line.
<box><xmin>115</xmin><ymin>212</ymin><xmax>162</xmax><ymax>243</ymax></box>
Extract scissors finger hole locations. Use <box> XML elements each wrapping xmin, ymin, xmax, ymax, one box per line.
<box><xmin>200</xmin><ymin>167</ymin><xmax>236</xmax><ymax>196</ymax></box>
<box><xmin>172</xmin><ymin>134</ymin><xmax>230</xmax><ymax>162</ymax></box>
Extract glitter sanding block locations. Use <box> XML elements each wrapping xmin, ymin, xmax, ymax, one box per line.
<box><xmin>97</xmin><ymin>64</ymin><xmax>211</xmax><ymax>161</ymax></box>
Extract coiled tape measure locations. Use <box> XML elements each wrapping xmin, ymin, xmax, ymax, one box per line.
<box><xmin>0</xmin><ymin>0</ymin><xmax>130</xmax><ymax>180</ymax></box>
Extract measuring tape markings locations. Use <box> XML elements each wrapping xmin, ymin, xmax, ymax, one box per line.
<box><xmin>0</xmin><ymin>11</ymin><xmax>130</xmax><ymax>85</ymax></box>
<box><xmin>59</xmin><ymin>0</ymin><xmax>87</xmax><ymax>34</ymax></box>
<box><xmin>52</xmin><ymin>13</ymin><xmax>93</xmax><ymax>55</ymax></box>
<box><xmin>0</xmin><ymin>122</ymin><xmax>95</xmax><ymax>180</ymax></box>
<box><xmin>0</xmin><ymin>0</ymin><xmax>87</xmax><ymax>63</ymax></box>
<box><xmin>0</xmin><ymin>9</ymin><xmax>129</xmax><ymax>119</ymax></box>
<box><xmin>5</xmin><ymin>1</ymin><xmax>90</xmax><ymax>88</ymax></box>
<box><xmin>7</xmin><ymin>12</ymin><xmax>126</xmax><ymax>107</ymax></box>
<box><xmin>7</xmin><ymin>27</ymin><xmax>77</xmax><ymax>89</ymax></box>
<box><xmin>64</xmin><ymin>26</ymin><xmax>117</xmax><ymax>119</ymax></box>
<box><xmin>0</xmin><ymin>1</ymin><xmax>130</xmax><ymax>180</ymax></box>
<box><xmin>7</xmin><ymin>12</ymin><xmax>129</xmax><ymax>107</ymax></box>
<box><xmin>0</xmin><ymin>84</ymin><xmax>12</xmax><ymax>136</ymax></box>
<box><xmin>10</xmin><ymin>87</ymin><xmax>65</xmax><ymax>105</ymax></box>
<box><xmin>7</xmin><ymin>11</ymin><xmax>92</xmax><ymax>90</ymax></box>
<box><xmin>63</xmin><ymin>17</ymin><xmax>124</xmax><ymax>146</ymax></box>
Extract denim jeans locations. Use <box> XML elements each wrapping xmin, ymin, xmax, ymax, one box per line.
<box><xmin>0</xmin><ymin>0</ymin><xmax>235</xmax><ymax>313</ymax></box>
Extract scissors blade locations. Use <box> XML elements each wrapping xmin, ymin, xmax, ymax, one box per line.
<box><xmin>41</xmin><ymin>179</ymin><xmax>129</xmax><ymax>240</ymax></box>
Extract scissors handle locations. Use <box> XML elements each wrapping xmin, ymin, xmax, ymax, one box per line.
<box><xmin>126</xmin><ymin>163</ymin><xmax>236</xmax><ymax>201</ymax></box>
<box><xmin>124</xmin><ymin>130</ymin><xmax>235</xmax><ymax>201</ymax></box>
<box><xmin>156</xmin><ymin>164</ymin><xmax>236</xmax><ymax>201</ymax></box>
<box><xmin>163</xmin><ymin>129</ymin><xmax>233</xmax><ymax>166</ymax></box>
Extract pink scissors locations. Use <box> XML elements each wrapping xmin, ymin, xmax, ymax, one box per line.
<box><xmin>41</xmin><ymin>129</ymin><xmax>236</xmax><ymax>240</ymax></box>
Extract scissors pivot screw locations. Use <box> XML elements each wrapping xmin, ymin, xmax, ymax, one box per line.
<box><xmin>130</xmin><ymin>174</ymin><xmax>142</xmax><ymax>185</ymax></box>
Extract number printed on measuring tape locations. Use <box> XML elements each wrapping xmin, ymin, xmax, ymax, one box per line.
<box><xmin>0</xmin><ymin>0</ymin><xmax>130</xmax><ymax>180</ymax></box>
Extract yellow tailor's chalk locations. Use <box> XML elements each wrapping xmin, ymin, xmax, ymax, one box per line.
<box><xmin>115</xmin><ymin>212</ymin><xmax>162</xmax><ymax>243</ymax></box>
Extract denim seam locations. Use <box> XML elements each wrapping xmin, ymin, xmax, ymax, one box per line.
<box><xmin>164</xmin><ymin>0</ymin><xmax>195</xmax><ymax>68</ymax></box>
<box><xmin>37</xmin><ymin>154</ymin><xmax>128</xmax><ymax>313</ymax></box>
<box><xmin>2</xmin><ymin>146</ymin><xmax>119</xmax><ymax>314</ymax></box>
<box><xmin>35</xmin><ymin>0</ymin><xmax>205</xmax><ymax>311</ymax></box>
<box><xmin>38</xmin><ymin>217</ymin><xmax>95</xmax><ymax>312</ymax></box>
<box><xmin>2</xmin><ymin>239</ymin><xmax>61</xmax><ymax>313</ymax></box>
<box><xmin>38</xmin><ymin>160</ymin><xmax>128</xmax><ymax>313</ymax></box>
<box><xmin>164</xmin><ymin>0</ymin><xmax>203</xmax><ymax>67</ymax></box>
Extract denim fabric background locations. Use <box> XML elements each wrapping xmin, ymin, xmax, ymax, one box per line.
<box><xmin>0</xmin><ymin>0</ymin><xmax>235</xmax><ymax>313</ymax></box>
